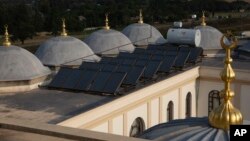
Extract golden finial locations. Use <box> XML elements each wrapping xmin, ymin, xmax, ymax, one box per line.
<box><xmin>104</xmin><ymin>13</ymin><xmax>110</xmax><ymax>30</ymax></box>
<box><xmin>209</xmin><ymin>31</ymin><xmax>243</xmax><ymax>130</ymax></box>
<box><xmin>138</xmin><ymin>9</ymin><xmax>143</xmax><ymax>24</ymax></box>
<box><xmin>201</xmin><ymin>11</ymin><xmax>206</xmax><ymax>26</ymax></box>
<box><xmin>61</xmin><ymin>18</ymin><xmax>67</xmax><ymax>36</ymax></box>
<box><xmin>2</xmin><ymin>25</ymin><xmax>11</xmax><ymax>47</ymax></box>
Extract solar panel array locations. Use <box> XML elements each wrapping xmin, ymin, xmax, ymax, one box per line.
<box><xmin>48</xmin><ymin>45</ymin><xmax>203</xmax><ymax>95</ymax></box>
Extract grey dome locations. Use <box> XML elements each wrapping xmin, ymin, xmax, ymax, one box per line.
<box><xmin>0</xmin><ymin>45</ymin><xmax>51</xmax><ymax>81</ymax></box>
<box><xmin>195</xmin><ymin>26</ymin><xmax>223</xmax><ymax>50</ymax></box>
<box><xmin>35</xmin><ymin>36</ymin><xmax>100</xmax><ymax>66</ymax></box>
<box><xmin>84</xmin><ymin>29</ymin><xmax>135</xmax><ymax>55</ymax></box>
<box><xmin>139</xmin><ymin>117</ymin><xmax>229</xmax><ymax>141</ymax></box>
<box><xmin>122</xmin><ymin>23</ymin><xmax>167</xmax><ymax>46</ymax></box>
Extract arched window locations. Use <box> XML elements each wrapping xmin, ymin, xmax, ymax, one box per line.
<box><xmin>129</xmin><ymin>117</ymin><xmax>145</xmax><ymax>137</ymax></box>
<box><xmin>186</xmin><ymin>92</ymin><xmax>192</xmax><ymax>118</ymax></box>
<box><xmin>208</xmin><ymin>90</ymin><xmax>221</xmax><ymax>114</ymax></box>
<box><xmin>167</xmin><ymin>101</ymin><xmax>174</xmax><ymax>122</ymax></box>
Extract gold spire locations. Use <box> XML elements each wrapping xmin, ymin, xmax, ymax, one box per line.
<box><xmin>104</xmin><ymin>13</ymin><xmax>110</xmax><ymax>30</ymax></box>
<box><xmin>209</xmin><ymin>31</ymin><xmax>243</xmax><ymax>130</ymax></box>
<box><xmin>2</xmin><ymin>25</ymin><xmax>11</xmax><ymax>47</ymax></box>
<box><xmin>61</xmin><ymin>18</ymin><xmax>67</xmax><ymax>36</ymax></box>
<box><xmin>201</xmin><ymin>11</ymin><xmax>206</xmax><ymax>26</ymax></box>
<box><xmin>138</xmin><ymin>9</ymin><xmax>143</xmax><ymax>24</ymax></box>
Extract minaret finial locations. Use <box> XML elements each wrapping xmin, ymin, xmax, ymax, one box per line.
<box><xmin>104</xmin><ymin>13</ymin><xmax>110</xmax><ymax>30</ymax></box>
<box><xmin>209</xmin><ymin>31</ymin><xmax>243</xmax><ymax>130</ymax></box>
<box><xmin>2</xmin><ymin>25</ymin><xmax>11</xmax><ymax>47</ymax></box>
<box><xmin>138</xmin><ymin>9</ymin><xmax>143</xmax><ymax>24</ymax></box>
<box><xmin>61</xmin><ymin>18</ymin><xmax>67</xmax><ymax>36</ymax></box>
<box><xmin>201</xmin><ymin>11</ymin><xmax>206</xmax><ymax>26</ymax></box>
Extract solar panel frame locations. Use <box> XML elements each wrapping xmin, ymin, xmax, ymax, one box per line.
<box><xmin>48</xmin><ymin>67</ymin><xmax>73</xmax><ymax>88</ymax></box>
<box><xmin>74</xmin><ymin>69</ymin><xmax>98</xmax><ymax>91</ymax></box>
<box><xmin>102</xmin><ymin>72</ymin><xmax>127</xmax><ymax>94</ymax></box>
<box><xmin>143</xmin><ymin>60</ymin><xmax>162</xmax><ymax>78</ymax></box>
<box><xmin>89</xmin><ymin>71</ymin><xmax>112</xmax><ymax>93</ymax></box>
<box><xmin>174</xmin><ymin>51</ymin><xmax>190</xmax><ymax>68</ymax></box>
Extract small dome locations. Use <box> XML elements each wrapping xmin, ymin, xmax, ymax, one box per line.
<box><xmin>0</xmin><ymin>45</ymin><xmax>50</xmax><ymax>81</ymax></box>
<box><xmin>195</xmin><ymin>26</ymin><xmax>223</xmax><ymax>50</ymax></box>
<box><xmin>122</xmin><ymin>23</ymin><xmax>167</xmax><ymax>46</ymax></box>
<box><xmin>35</xmin><ymin>36</ymin><xmax>100</xmax><ymax>66</ymax></box>
<box><xmin>84</xmin><ymin>29</ymin><xmax>135</xmax><ymax>55</ymax></box>
<box><xmin>139</xmin><ymin>117</ymin><xmax>229</xmax><ymax>141</ymax></box>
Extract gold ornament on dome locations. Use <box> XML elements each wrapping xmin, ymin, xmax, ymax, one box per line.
<box><xmin>104</xmin><ymin>13</ymin><xmax>110</xmax><ymax>30</ymax></box>
<box><xmin>61</xmin><ymin>18</ymin><xmax>68</xmax><ymax>36</ymax></box>
<box><xmin>3</xmin><ymin>25</ymin><xmax>11</xmax><ymax>47</ymax></box>
<box><xmin>201</xmin><ymin>11</ymin><xmax>206</xmax><ymax>26</ymax></box>
<box><xmin>138</xmin><ymin>9</ymin><xmax>143</xmax><ymax>24</ymax></box>
<box><xmin>208</xmin><ymin>31</ymin><xmax>243</xmax><ymax>130</ymax></box>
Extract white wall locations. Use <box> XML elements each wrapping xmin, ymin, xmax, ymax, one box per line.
<box><xmin>58</xmin><ymin>67</ymin><xmax>199</xmax><ymax>136</ymax></box>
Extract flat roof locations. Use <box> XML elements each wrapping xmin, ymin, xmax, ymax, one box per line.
<box><xmin>0</xmin><ymin>89</ymin><xmax>112</xmax><ymax>124</ymax></box>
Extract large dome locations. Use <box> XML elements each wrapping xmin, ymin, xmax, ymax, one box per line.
<box><xmin>0</xmin><ymin>45</ymin><xmax>51</xmax><ymax>81</ymax></box>
<box><xmin>84</xmin><ymin>29</ymin><xmax>135</xmax><ymax>55</ymax></box>
<box><xmin>35</xmin><ymin>36</ymin><xmax>100</xmax><ymax>66</ymax></box>
<box><xmin>139</xmin><ymin>117</ymin><xmax>229</xmax><ymax>141</ymax></box>
<box><xmin>122</xmin><ymin>23</ymin><xmax>167</xmax><ymax>46</ymax></box>
<box><xmin>195</xmin><ymin>26</ymin><xmax>223</xmax><ymax>50</ymax></box>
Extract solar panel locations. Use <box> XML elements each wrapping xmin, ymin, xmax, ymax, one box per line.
<box><xmin>89</xmin><ymin>71</ymin><xmax>112</xmax><ymax>92</ymax></box>
<box><xmin>134</xmin><ymin>48</ymin><xmax>146</xmax><ymax>54</ymax></box>
<box><xmin>135</xmin><ymin>59</ymin><xmax>148</xmax><ymax>66</ymax></box>
<box><xmin>125</xmin><ymin>66</ymin><xmax>145</xmax><ymax>85</ymax></box>
<box><xmin>99</xmin><ymin>57</ymin><xmax>113</xmax><ymax>64</ymax></box>
<box><xmin>103</xmin><ymin>72</ymin><xmax>127</xmax><ymax>94</ymax></box>
<box><xmin>179</xmin><ymin>47</ymin><xmax>190</xmax><ymax>52</ymax></box>
<box><xmin>61</xmin><ymin>69</ymin><xmax>84</xmax><ymax>90</ymax></box>
<box><xmin>137</xmin><ymin>54</ymin><xmax>152</xmax><ymax>60</ymax></box>
<box><xmin>102</xmin><ymin>64</ymin><xmax>118</xmax><ymax>72</ymax></box>
<box><xmin>165</xmin><ymin>46</ymin><xmax>179</xmax><ymax>52</ymax></box>
<box><xmin>122</xmin><ymin>58</ymin><xmax>137</xmax><ymax>65</ymax></box>
<box><xmin>187</xmin><ymin>47</ymin><xmax>203</xmax><ymax>63</ymax></box>
<box><xmin>165</xmin><ymin>51</ymin><xmax>178</xmax><ymax>56</ymax></box>
<box><xmin>158</xmin><ymin>55</ymin><xmax>176</xmax><ymax>73</ymax></box>
<box><xmin>174</xmin><ymin>51</ymin><xmax>190</xmax><ymax>68</ymax></box>
<box><xmin>143</xmin><ymin>60</ymin><xmax>162</xmax><ymax>78</ymax></box>
<box><xmin>48</xmin><ymin>68</ymin><xmax>73</xmax><ymax>88</ymax></box>
<box><xmin>74</xmin><ymin>69</ymin><xmax>98</xmax><ymax>91</ymax></box>
<box><xmin>79</xmin><ymin>62</ymin><xmax>103</xmax><ymax>70</ymax></box>
<box><xmin>118</xmin><ymin>52</ymin><xmax>136</xmax><ymax>59</ymax></box>
<box><xmin>151</xmin><ymin>54</ymin><xmax>165</xmax><ymax>61</ymax></box>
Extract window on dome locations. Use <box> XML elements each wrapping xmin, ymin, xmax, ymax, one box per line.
<box><xmin>167</xmin><ymin>101</ymin><xmax>174</xmax><ymax>122</ymax></box>
<box><xmin>129</xmin><ymin>117</ymin><xmax>145</xmax><ymax>137</ymax></box>
<box><xmin>208</xmin><ymin>90</ymin><xmax>221</xmax><ymax>115</ymax></box>
<box><xmin>186</xmin><ymin>92</ymin><xmax>192</xmax><ymax>118</ymax></box>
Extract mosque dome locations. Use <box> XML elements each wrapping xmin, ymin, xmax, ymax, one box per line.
<box><xmin>35</xmin><ymin>19</ymin><xmax>100</xmax><ymax>67</ymax></box>
<box><xmin>84</xmin><ymin>29</ymin><xmax>135</xmax><ymax>55</ymax></box>
<box><xmin>122</xmin><ymin>10</ymin><xmax>166</xmax><ymax>46</ymax></box>
<box><xmin>195</xmin><ymin>25</ymin><xmax>223</xmax><ymax>50</ymax></box>
<box><xmin>0</xmin><ymin>45</ymin><xmax>51</xmax><ymax>81</ymax></box>
<box><xmin>35</xmin><ymin>36</ymin><xmax>100</xmax><ymax>66</ymax></box>
<box><xmin>139</xmin><ymin>117</ymin><xmax>229</xmax><ymax>141</ymax></box>
<box><xmin>84</xmin><ymin>14</ymin><xmax>135</xmax><ymax>56</ymax></box>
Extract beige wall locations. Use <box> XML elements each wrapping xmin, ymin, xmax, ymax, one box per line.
<box><xmin>198</xmin><ymin>66</ymin><xmax>250</xmax><ymax>121</ymax></box>
<box><xmin>59</xmin><ymin>67</ymin><xmax>199</xmax><ymax>136</ymax></box>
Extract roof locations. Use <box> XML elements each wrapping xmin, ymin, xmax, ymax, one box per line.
<box><xmin>35</xmin><ymin>36</ymin><xmax>100</xmax><ymax>66</ymax></box>
<box><xmin>122</xmin><ymin>23</ymin><xmax>167</xmax><ymax>46</ymax></box>
<box><xmin>139</xmin><ymin>117</ymin><xmax>229</xmax><ymax>141</ymax></box>
<box><xmin>84</xmin><ymin>29</ymin><xmax>135</xmax><ymax>55</ymax></box>
<box><xmin>195</xmin><ymin>26</ymin><xmax>223</xmax><ymax>50</ymax></box>
<box><xmin>0</xmin><ymin>45</ymin><xmax>50</xmax><ymax>81</ymax></box>
<box><xmin>0</xmin><ymin>89</ymin><xmax>112</xmax><ymax>124</ymax></box>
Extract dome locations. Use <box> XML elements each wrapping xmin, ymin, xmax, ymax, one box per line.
<box><xmin>122</xmin><ymin>23</ymin><xmax>167</xmax><ymax>46</ymax></box>
<box><xmin>35</xmin><ymin>36</ymin><xmax>100</xmax><ymax>66</ymax></box>
<box><xmin>195</xmin><ymin>26</ymin><xmax>223</xmax><ymax>50</ymax></box>
<box><xmin>139</xmin><ymin>117</ymin><xmax>229</xmax><ymax>141</ymax></box>
<box><xmin>84</xmin><ymin>29</ymin><xmax>135</xmax><ymax>55</ymax></box>
<box><xmin>0</xmin><ymin>45</ymin><xmax>51</xmax><ymax>81</ymax></box>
